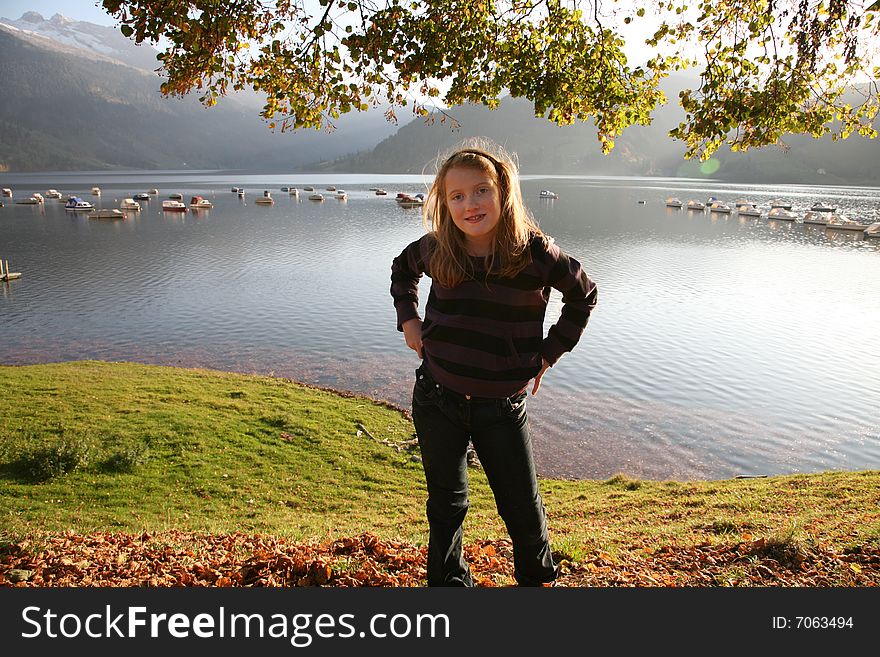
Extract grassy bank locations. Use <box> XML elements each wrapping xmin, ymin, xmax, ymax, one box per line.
<box><xmin>1</xmin><ymin>361</ymin><xmax>878</xmax><ymax>585</ymax></box>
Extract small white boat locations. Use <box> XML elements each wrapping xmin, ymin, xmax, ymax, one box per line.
<box><xmin>825</xmin><ymin>213</ymin><xmax>868</xmax><ymax>231</ymax></box>
<box><xmin>190</xmin><ymin>196</ymin><xmax>213</xmax><ymax>209</ymax></box>
<box><xmin>45</xmin><ymin>189</ymin><xmax>62</xmax><ymax>199</ymax></box>
<box><xmin>326</xmin><ymin>185</ymin><xmax>337</xmax><ymax>192</ymax></box>
<box><xmin>89</xmin><ymin>208</ymin><xmax>125</xmax><ymax>219</ymax></box>
<box><xmin>120</xmin><ymin>198</ymin><xmax>141</xmax><ymax>211</ymax></box>
<box><xmin>133</xmin><ymin>193</ymin><xmax>151</xmax><ymax>201</ymax></box>
<box><xmin>168</xmin><ymin>193</ymin><xmax>183</xmax><ymax>200</ymax></box>
<box><xmin>864</xmin><ymin>222</ymin><xmax>880</xmax><ymax>238</ymax></box>
<box><xmin>148</xmin><ymin>188</ymin><xmax>159</xmax><ymax>195</ymax></box>
<box><xmin>161</xmin><ymin>200</ymin><xmax>188</xmax><ymax>212</ymax></box>
<box><xmin>255</xmin><ymin>191</ymin><xmax>275</xmax><ymax>205</ymax></box>
<box><xmin>335</xmin><ymin>190</ymin><xmax>348</xmax><ymax>200</ymax></box>
<box><xmin>767</xmin><ymin>207</ymin><xmax>798</xmax><ymax>221</ymax></box>
<box><xmin>686</xmin><ymin>199</ymin><xmax>705</xmax><ymax>211</ymax></box>
<box><xmin>375</xmin><ymin>189</ymin><xmax>388</xmax><ymax>196</ymax></box>
<box><xmin>736</xmin><ymin>203</ymin><xmax>762</xmax><ymax>217</ymax></box>
<box><xmin>91</xmin><ymin>187</ymin><xmax>101</xmax><ymax>196</ymax></box>
<box><xmin>308</xmin><ymin>193</ymin><xmax>325</xmax><ymax>201</ymax></box>
<box><xmin>237</xmin><ymin>189</ymin><xmax>245</xmax><ymax>197</ymax></box>
<box><xmin>539</xmin><ymin>190</ymin><xmax>559</xmax><ymax>199</ymax></box>
<box><xmin>665</xmin><ymin>197</ymin><xmax>683</xmax><ymax>208</ymax></box>
<box><xmin>231</xmin><ymin>187</ymin><xmax>240</xmax><ymax>193</ymax></box>
<box><xmin>304</xmin><ymin>186</ymin><xmax>315</xmax><ymax>192</ymax></box>
<box><xmin>802</xmin><ymin>211</ymin><xmax>828</xmax><ymax>226</ymax></box>
<box><xmin>289</xmin><ymin>188</ymin><xmax>299</xmax><ymax>197</ymax></box>
<box><xmin>810</xmin><ymin>201</ymin><xmax>836</xmax><ymax>212</ymax></box>
<box><xmin>708</xmin><ymin>201</ymin><xmax>732</xmax><ymax>214</ymax></box>
<box><xmin>15</xmin><ymin>196</ymin><xmax>42</xmax><ymax>205</ymax></box>
<box><xmin>769</xmin><ymin>199</ymin><xmax>792</xmax><ymax>210</ymax></box>
<box><xmin>65</xmin><ymin>196</ymin><xmax>93</xmax><ymax>211</ymax></box>
<box><xmin>1</xmin><ymin>188</ymin><xmax>11</xmax><ymax>197</ymax></box>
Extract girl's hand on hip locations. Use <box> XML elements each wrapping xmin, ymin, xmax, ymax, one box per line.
<box><xmin>402</xmin><ymin>318</ymin><xmax>423</xmax><ymax>359</ymax></box>
<box><xmin>531</xmin><ymin>359</ymin><xmax>551</xmax><ymax>396</ymax></box>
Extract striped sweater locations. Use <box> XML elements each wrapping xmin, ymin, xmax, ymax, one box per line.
<box><xmin>391</xmin><ymin>233</ymin><xmax>598</xmax><ymax>398</ymax></box>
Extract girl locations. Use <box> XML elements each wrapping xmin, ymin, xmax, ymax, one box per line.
<box><xmin>390</xmin><ymin>140</ymin><xmax>598</xmax><ymax>586</ymax></box>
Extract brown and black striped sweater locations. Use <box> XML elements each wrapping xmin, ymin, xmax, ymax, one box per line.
<box><xmin>391</xmin><ymin>233</ymin><xmax>598</xmax><ymax>398</ymax></box>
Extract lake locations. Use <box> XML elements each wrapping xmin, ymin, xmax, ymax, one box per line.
<box><xmin>1</xmin><ymin>170</ymin><xmax>879</xmax><ymax>481</ymax></box>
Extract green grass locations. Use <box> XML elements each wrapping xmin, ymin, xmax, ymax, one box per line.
<box><xmin>1</xmin><ymin>361</ymin><xmax>879</xmax><ymax>563</ymax></box>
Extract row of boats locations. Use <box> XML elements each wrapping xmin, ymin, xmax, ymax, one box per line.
<box><xmin>232</xmin><ymin>186</ymin><xmax>350</xmax><ymax>202</ymax></box>
<box><xmin>665</xmin><ymin>196</ymin><xmax>880</xmax><ymax>236</ymax></box>
<box><xmin>1</xmin><ymin>187</ymin><xmax>215</xmax><ymax>218</ymax></box>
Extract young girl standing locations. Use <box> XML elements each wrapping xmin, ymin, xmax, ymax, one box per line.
<box><xmin>390</xmin><ymin>141</ymin><xmax>598</xmax><ymax>586</ymax></box>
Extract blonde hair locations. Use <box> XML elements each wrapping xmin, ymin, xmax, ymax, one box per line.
<box><xmin>423</xmin><ymin>139</ymin><xmax>545</xmax><ymax>288</ymax></box>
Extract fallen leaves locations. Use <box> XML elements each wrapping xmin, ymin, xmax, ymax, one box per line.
<box><xmin>1</xmin><ymin>531</ymin><xmax>877</xmax><ymax>587</ymax></box>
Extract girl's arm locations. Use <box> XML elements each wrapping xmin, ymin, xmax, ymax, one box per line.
<box><xmin>391</xmin><ymin>237</ymin><xmax>429</xmax><ymax>353</ymax></box>
<box><xmin>540</xmin><ymin>240</ymin><xmax>598</xmax><ymax>367</ymax></box>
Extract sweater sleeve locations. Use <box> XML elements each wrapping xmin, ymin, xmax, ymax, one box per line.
<box><xmin>540</xmin><ymin>239</ymin><xmax>598</xmax><ymax>366</ymax></box>
<box><xmin>390</xmin><ymin>236</ymin><xmax>430</xmax><ymax>331</ymax></box>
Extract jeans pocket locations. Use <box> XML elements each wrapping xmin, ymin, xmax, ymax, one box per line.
<box><xmin>502</xmin><ymin>391</ymin><xmax>528</xmax><ymax>419</ymax></box>
<box><xmin>413</xmin><ymin>367</ymin><xmax>441</xmax><ymax>406</ymax></box>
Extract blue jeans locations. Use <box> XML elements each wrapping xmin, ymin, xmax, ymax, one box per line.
<box><xmin>411</xmin><ymin>364</ymin><xmax>557</xmax><ymax>586</ymax></box>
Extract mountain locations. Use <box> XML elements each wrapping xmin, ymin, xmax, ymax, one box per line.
<box><xmin>0</xmin><ymin>12</ymin><xmax>395</xmax><ymax>172</ymax></box>
<box><xmin>0</xmin><ymin>11</ymin><xmax>162</xmax><ymax>71</ymax></box>
<box><xmin>323</xmin><ymin>79</ymin><xmax>880</xmax><ymax>185</ymax></box>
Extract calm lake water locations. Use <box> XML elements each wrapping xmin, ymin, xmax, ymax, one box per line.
<box><xmin>1</xmin><ymin>170</ymin><xmax>879</xmax><ymax>481</ymax></box>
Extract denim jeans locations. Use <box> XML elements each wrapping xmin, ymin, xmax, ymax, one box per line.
<box><xmin>411</xmin><ymin>364</ymin><xmax>557</xmax><ymax>587</ymax></box>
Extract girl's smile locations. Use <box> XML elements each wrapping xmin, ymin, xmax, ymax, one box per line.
<box><xmin>444</xmin><ymin>166</ymin><xmax>501</xmax><ymax>255</ymax></box>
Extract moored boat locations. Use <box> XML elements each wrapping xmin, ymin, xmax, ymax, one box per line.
<box><xmin>864</xmin><ymin>222</ymin><xmax>880</xmax><ymax>238</ymax></box>
<box><xmin>825</xmin><ymin>213</ymin><xmax>868</xmax><ymax>231</ymax></box>
<box><xmin>161</xmin><ymin>200</ymin><xmax>188</xmax><ymax>212</ymax></box>
<box><xmin>89</xmin><ymin>208</ymin><xmax>125</xmax><ymax>219</ymax></box>
<box><xmin>255</xmin><ymin>191</ymin><xmax>275</xmax><ymax>205</ymax></box>
<box><xmin>708</xmin><ymin>201</ymin><xmax>732</xmax><ymax>214</ymax></box>
<box><xmin>120</xmin><ymin>198</ymin><xmax>141</xmax><ymax>211</ymax></box>
<box><xmin>91</xmin><ymin>187</ymin><xmax>101</xmax><ymax>196</ymax></box>
<box><xmin>396</xmin><ymin>193</ymin><xmax>425</xmax><ymax>207</ymax></box>
<box><xmin>736</xmin><ymin>203</ymin><xmax>762</xmax><ymax>217</ymax></box>
<box><xmin>45</xmin><ymin>189</ymin><xmax>62</xmax><ymax>199</ymax></box>
<box><xmin>767</xmin><ymin>207</ymin><xmax>798</xmax><ymax>221</ymax></box>
<box><xmin>686</xmin><ymin>199</ymin><xmax>705</xmax><ymax>211</ymax></box>
<box><xmin>665</xmin><ymin>197</ymin><xmax>683</xmax><ymax>208</ymax></box>
<box><xmin>65</xmin><ymin>196</ymin><xmax>93</xmax><ymax>211</ymax></box>
<box><xmin>190</xmin><ymin>196</ymin><xmax>213</xmax><ymax>209</ymax></box>
<box><xmin>133</xmin><ymin>193</ymin><xmax>151</xmax><ymax>201</ymax></box>
<box><xmin>802</xmin><ymin>211</ymin><xmax>828</xmax><ymax>226</ymax></box>
<box><xmin>539</xmin><ymin>189</ymin><xmax>559</xmax><ymax>199</ymax></box>
<box><xmin>308</xmin><ymin>193</ymin><xmax>324</xmax><ymax>201</ymax></box>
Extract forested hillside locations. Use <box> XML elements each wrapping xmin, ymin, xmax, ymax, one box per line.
<box><xmin>0</xmin><ymin>25</ymin><xmax>391</xmax><ymax>172</ymax></box>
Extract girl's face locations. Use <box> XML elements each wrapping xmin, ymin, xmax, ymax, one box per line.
<box><xmin>443</xmin><ymin>165</ymin><xmax>502</xmax><ymax>253</ymax></box>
